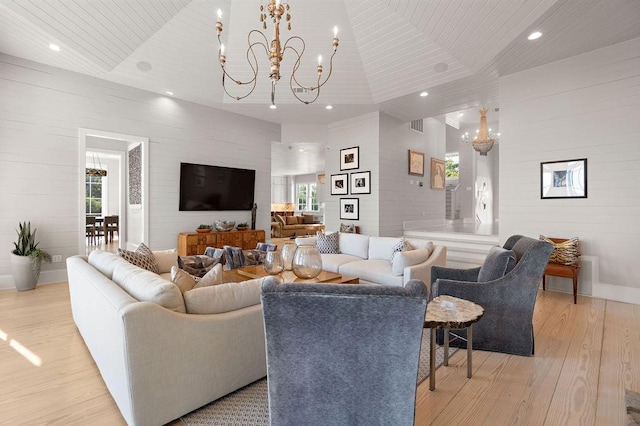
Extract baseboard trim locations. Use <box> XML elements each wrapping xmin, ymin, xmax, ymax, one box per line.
<box><xmin>0</xmin><ymin>269</ymin><xmax>68</xmax><ymax>291</ymax></box>
<box><xmin>592</xmin><ymin>282</ymin><xmax>640</xmax><ymax>305</ymax></box>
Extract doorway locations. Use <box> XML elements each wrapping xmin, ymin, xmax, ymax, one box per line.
<box><xmin>77</xmin><ymin>129</ymin><xmax>149</xmax><ymax>254</ymax></box>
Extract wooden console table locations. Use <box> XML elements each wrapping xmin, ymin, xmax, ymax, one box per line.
<box><xmin>177</xmin><ymin>229</ymin><xmax>265</xmax><ymax>256</ymax></box>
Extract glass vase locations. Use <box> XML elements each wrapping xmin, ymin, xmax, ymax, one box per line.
<box><xmin>263</xmin><ymin>250</ymin><xmax>284</xmax><ymax>275</ymax></box>
<box><xmin>281</xmin><ymin>243</ymin><xmax>296</xmax><ymax>271</ymax></box>
<box><xmin>292</xmin><ymin>245</ymin><xmax>323</xmax><ymax>279</ymax></box>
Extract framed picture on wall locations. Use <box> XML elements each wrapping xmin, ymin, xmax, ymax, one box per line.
<box><xmin>340</xmin><ymin>146</ymin><xmax>359</xmax><ymax>170</ymax></box>
<box><xmin>541</xmin><ymin>158</ymin><xmax>587</xmax><ymax>199</ymax></box>
<box><xmin>331</xmin><ymin>173</ymin><xmax>349</xmax><ymax>195</ymax></box>
<box><xmin>430</xmin><ymin>158</ymin><xmax>445</xmax><ymax>190</ymax></box>
<box><xmin>408</xmin><ymin>150</ymin><xmax>425</xmax><ymax>176</ymax></box>
<box><xmin>340</xmin><ymin>198</ymin><xmax>359</xmax><ymax>220</ymax></box>
<box><xmin>350</xmin><ymin>171</ymin><xmax>371</xmax><ymax>194</ymax></box>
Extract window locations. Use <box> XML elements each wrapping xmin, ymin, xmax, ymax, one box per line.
<box><xmin>296</xmin><ymin>183</ymin><xmax>318</xmax><ymax>211</ymax></box>
<box><xmin>445</xmin><ymin>152</ymin><xmax>460</xmax><ymax>178</ymax></box>
<box><xmin>86</xmin><ymin>175</ymin><xmax>103</xmax><ymax>215</ymax></box>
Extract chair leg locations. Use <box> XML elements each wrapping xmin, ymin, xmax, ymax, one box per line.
<box><xmin>542</xmin><ymin>275</ymin><xmax>546</xmax><ymax>291</ymax></box>
<box><xmin>573</xmin><ymin>275</ymin><xmax>578</xmax><ymax>304</ymax></box>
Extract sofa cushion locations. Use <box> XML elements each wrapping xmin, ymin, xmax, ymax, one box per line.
<box><xmin>338</xmin><ymin>232</ymin><xmax>369</xmax><ymax>259</ymax></box>
<box><xmin>285</xmin><ymin>216</ymin><xmax>298</xmax><ymax>225</ymax></box>
<box><xmin>320</xmin><ymin>253</ymin><xmax>363</xmax><ymax>273</ymax></box>
<box><xmin>339</xmin><ymin>259</ymin><xmax>404</xmax><ymax>287</ymax></box>
<box><xmin>303</xmin><ymin>214</ymin><xmax>315</xmax><ymax>224</ymax></box>
<box><xmin>195</xmin><ymin>263</ymin><xmax>224</xmax><ymax>288</ymax></box>
<box><xmin>88</xmin><ymin>249</ymin><xmax>125</xmax><ymax>279</ymax></box>
<box><xmin>152</xmin><ymin>249</ymin><xmax>179</xmax><ymax>274</ymax></box>
<box><xmin>297</xmin><ymin>216</ymin><xmax>305</xmax><ymax>224</ymax></box>
<box><xmin>391</xmin><ymin>249</ymin><xmax>431</xmax><ymax>276</ymax></box>
<box><xmin>117</xmin><ymin>243</ymin><xmax>160</xmax><ymax>273</ymax></box>
<box><xmin>170</xmin><ymin>266</ymin><xmax>197</xmax><ymax>293</ymax></box>
<box><xmin>368</xmin><ymin>237</ymin><xmax>403</xmax><ymax>261</ymax></box>
<box><xmin>477</xmin><ymin>246</ymin><xmax>517</xmax><ymax>282</ymax></box>
<box><xmin>112</xmin><ymin>261</ymin><xmax>186</xmax><ymax>313</ymax></box>
<box><xmin>316</xmin><ymin>232</ymin><xmax>340</xmax><ymax>254</ymax></box>
<box><xmin>183</xmin><ymin>278</ymin><xmax>264</xmax><ymax>314</ymax></box>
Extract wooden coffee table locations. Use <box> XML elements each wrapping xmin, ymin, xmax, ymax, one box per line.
<box><xmin>223</xmin><ymin>265</ymin><xmax>359</xmax><ymax>284</ymax></box>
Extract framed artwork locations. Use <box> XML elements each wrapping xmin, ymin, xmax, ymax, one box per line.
<box><xmin>408</xmin><ymin>150</ymin><xmax>425</xmax><ymax>176</ymax></box>
<box><xmin>350</xmin><ymin>171</ymin><xmax>371</xmax><ymax>194</ymax></box>
<box><xmin>430</xmin><ymin>158</ymin><xmax>445</xmax><ymax>190</ymax></box>
<box><xmin>330</xmin><ymin>173</ymin><xmax>349</xmax><ymax>195</ymax></box>
<box><xmin>340</xmin><ymin>146</ymin><xmax>360</xmax><ymax>170</ymax></box>
<box><xmin>541</xmin><ymin>158</ymin><xmax>587</xmax><ymax>199</ymax></box>
<box><xmin>340</xmin><ymin>198</ymin><xmax>359</xmax><ymax>220</ymax></box>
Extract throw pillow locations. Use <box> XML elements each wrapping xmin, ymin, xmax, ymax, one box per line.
<box><xmin>178</xmin><ymin>255</ymin><xmax>220</xmax><ymax>277</ymax></box>
<box><xmin>391</xmin><ymin>249</ymin><xmax>430</xmax><ymax>276</ymax></box>
<box><xmin>539</xmin><ymin>235</ymin><xmax>580</xmax><ymax>265</ymax></box>
<box><xmin>303</xmin><ymin>214</ymin><xmax>315</xmax><ymax>224</ymax></box>
<box><xmin>243</xmin><ymin>249</ymin><xmax>267</xmax><ymax>266</ymax></box>
<box><xmin>390</xmin><ymin>238</ymin><xmax>405</xmax><ymax>262</ymax></box>
<box><xmin>316</xmin><ymin>232</ymin><xmax>340</xmax><ymax>254</ymax></box>
<box><xmin>256</xmin><ymin>242</ymin><xmax>277</xmax><ymax>251</ymax></box>
<box><xmin>117</xmin><ymin>243</ymin><xmax>160</xmax><ymax>273</ymax></box>
<box><xmin>194</xmin><ymin>263</ymin><xmax>224</xmax><ymax>288</ymax></box>
<box><xmin>296</xmin><ymin>216</ymin><xmax>305</xmax><ymax>224</ymax></box>
<box><xmin>183</xmin><ymin>278</ymin><xmax>264</xmax><ymax>315</ymax></box>
<box><xmin>171</xmin><ymin>266</ymin><xmax>197</xmax><ymax>293</ymax></box>
<box><xmin>285</xmin><ymin>216</ymin><xmax>298</xmax><ymax>225</ymax></box>
<box><xmin>339</xmin><ymin>223</ymin><xmax>356</xmax><ymax>233</ymax></box>
<box><xmin>477</xmin><ymin>246</ymin><xmax>517</xmax><ymax>282</ymax></box>
<box><xmin>223</xmin><ymin>245</ymin><xmax>246</xmax><ymax>270</ymax></box>
<box><xmin>152</xmin><ymin>249</ymin><xmax>179</xmax><ymax>274</ymax></box>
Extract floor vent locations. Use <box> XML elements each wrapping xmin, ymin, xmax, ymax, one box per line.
<box><xmin>410</xmin><ymin>119</ymin><xmax>424</xmax><ymax>133</ymax></box>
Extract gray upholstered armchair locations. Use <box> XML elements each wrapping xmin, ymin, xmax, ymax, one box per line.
<box><xmin>430</xmin><ymin>235</ymin><xmax>554</xmax><ymax>356</ymax></box>
<box><xmin>261</xmin><ymin>278</ymin><xmax>428</xmax><ymax>426</ymax></box>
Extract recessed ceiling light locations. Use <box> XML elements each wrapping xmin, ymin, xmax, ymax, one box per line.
<box><xmin>528</xmin><ymin>31</ymin><xmax>542</xmax><ymax>40</ymax></box>
<box><xmin>49</xmin><ymin>43</ymin><xmax>60</xmax><ymax>51</ymax></box>
<box><xmin>325</xmin><ymin>105</ymin><xmax>333</xmax><ymax>110</ymax></box>
<box><xmin>458</xmin><ymin>112</ymin><xmax>464</xmax><ymax>117</ymax></box>
<box><xmin>434</xmin><ymin>62</ymin><xmax>448</xmax><ymax>73</ymax></box>
<box><xmin>165</xmin><ymin>91</ymin><xmax>174</xmax><ymax>96</ymax></box>
<box><xmin>419</xmin><ymin>91</ymin><xmax>428</xmax><ymax>97</ymax></box>
<box><xmin>269</xmin><ymin>104</ymin><xmax>277</xmax><ymax>109</ymax></box>
<box><xmin>137</xmin><ymin>61</ymin><xmax>152</xmax><ymax>72</ymax></box>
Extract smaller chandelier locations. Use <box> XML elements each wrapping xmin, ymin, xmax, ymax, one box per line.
<box><xmin>215</xmin><ymin>1</ymin><xmax>339</xmax><ymax>107</ymax></box>
<box><xmin>461</xmin><ymin>107</ymin><xmax>500</xmax><ymax>156</ymax></box>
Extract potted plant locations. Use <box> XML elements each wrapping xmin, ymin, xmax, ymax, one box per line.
<box><xmin>196</xmin><ymin>224</ymin><xmax>212</xmax><ymax>233</ymax></box>
<box><xmin>10</xmin><ymin>221</ymin><xmax>52</xmax><ymax>291</ymax></box>
<box><xmin>236</xmin><ymin>222</ymin><xmax>249</xmax><ymax>231</ymax></box>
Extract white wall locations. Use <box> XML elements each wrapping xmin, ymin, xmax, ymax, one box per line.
<box><xmin>499</xmin><ymin>37</ymin><xmax>640</xmax><ymax>303</ymax></box>
<box><xmin>0</xmin><ymin>54</ymin><xmax>279</xmax><ymax>288</ymax></box>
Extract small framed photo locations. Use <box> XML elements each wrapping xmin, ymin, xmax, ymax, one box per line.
<box><xmin>340</xmin><ymin>146</ymin><xmax>360</xmax><ymax>170</ymax></box>
<box><xmin>541</xmin><ymin>158</ymin><xmax>587</xmax><ymax>199</ymax></box>
<box><xmin>350</xmin><ymin>171</ymin><xmax>371</xmax><ymax>195</ymax></box>
<box><xmin>331</xmin><ymin>174</ymin><xmax>349</xmax><ymax>195</ymax></box>
<box><xmin>340</xmin><ymin>198</ymin><xmax>359</xmax><ymax>220</ymax></box>
<box><xmin>430</xmin><ymin>158</ymin><xmax>445</xmax><ymax>190</ymax></box>
<box><xmin>408</xmin><ymin>150</ymin><xmax>425</xmax><ymax>176</ymax></box>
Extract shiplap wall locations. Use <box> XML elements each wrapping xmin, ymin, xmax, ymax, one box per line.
<box><xmin>326</xmin><ymin>112</ymin><xmax>380</xmax><ymax>235</ymax></box>
<box><xmin>499</xmin><ymin>37</ymin><xmax>640</xmax><ymax>303</ymax></box>
<box><xmin>0</xmin><ymin>54</ymin><xmax>279</xmax><ymax>288</ymax></box>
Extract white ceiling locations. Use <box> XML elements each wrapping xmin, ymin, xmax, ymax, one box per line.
<box><xmin>1</xmin><ymin>0</ymin><xmax>639</xmax><ymax>175</ymax></box>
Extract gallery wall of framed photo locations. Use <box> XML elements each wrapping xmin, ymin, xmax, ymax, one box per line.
<box><xmin>332</xmin><ymin>146</ymin><xmax>371</xmax><ymax>220</ymax></box>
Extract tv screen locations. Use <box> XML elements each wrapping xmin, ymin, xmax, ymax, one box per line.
<box><xmin>179</xmin><ymin>162</ymin><xmax>256</xmax><ymax>211</ymax></box>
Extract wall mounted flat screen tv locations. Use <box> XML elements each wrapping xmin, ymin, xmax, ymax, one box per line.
<box><xmin>179</xmin><ymin>162</ymin><xmax>256</xmax><ymax>211</ymax></box>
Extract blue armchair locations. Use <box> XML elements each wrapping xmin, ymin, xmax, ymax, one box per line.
<box><xmin>261</xmin><ymin>278</ymin><xmax>428</xmax><ymax>426</ymax></box>
<box><xmin>430</xmin><ymin>235</ymin><xmax>554</xmax><ymax>356</ymax></box>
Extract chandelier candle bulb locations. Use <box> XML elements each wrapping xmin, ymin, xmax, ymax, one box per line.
<box><xmin>317</xmin><ymin>55</ymin><xmax>322</xmax><ymax>65</ymax></box>
<box><xmin>333</xmin><ymin>26</ymin><xmax>338</xmax><ymax>37</ymax></box>
<box><xmin>217</xmin><ymin>8</ymin><xmax>222</xmax><ymax>20</ymax></box>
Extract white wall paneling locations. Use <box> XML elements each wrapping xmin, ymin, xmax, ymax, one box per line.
<box><xmin>0</xmin><ymin>53</ymin><xmax>279</xmax><ymax>289</ymax></box>
<box><xmin>499</xmin><ymin>37</ymin><xmax>640</xmax><ymax>302</ymax></box>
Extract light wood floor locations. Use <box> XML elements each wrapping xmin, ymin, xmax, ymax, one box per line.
<box><xmin>0</xmin><ymin>285</ymin><xmax>638</xmax><ymax>425</ymax></box>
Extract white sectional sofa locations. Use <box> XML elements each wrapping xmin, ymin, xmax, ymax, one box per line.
<box><xmin>66</xmin><ymin>250</ymin><xmax>267</xmax><ymax>426</ymax></box>
<box><xmin>296</xmin><ymin>233</ymin><xmax>447</xmax><ymax>287</ymax></box>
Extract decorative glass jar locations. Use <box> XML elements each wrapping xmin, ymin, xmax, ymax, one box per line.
<box><xmin>292</xmin><ymin>245</ymin><xmax>323</xmax><ymax>279</ymax></box>
<box><xmin>281</xmin><ymin>243</ymin><xmax>296</xmax><ymax>271</ymax></box>
<box><xmin>263</xmin><ymin>250</ymin><xmax>284</xmax><ymax>275</ymax></box>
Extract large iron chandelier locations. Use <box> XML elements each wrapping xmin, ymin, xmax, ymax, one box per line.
<box><xmin>460</xmin><ymin>107</ymin><xmax>500</xmax><ymax>156</ymax></box>
<box><xmin>215</xmin><ymin>1</ymin><xmax>339</xmax><ymax>107</ymax></box>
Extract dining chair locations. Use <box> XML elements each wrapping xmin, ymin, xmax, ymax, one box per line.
<box><xmin>105</xmin><ymin>215</ymin><xmax>119</xmax><ymax>242</ymax></box>
<box><xmin>85</xmin><ymin>216</ymin><xmax>97</xmax><ymax>245</ymax></box>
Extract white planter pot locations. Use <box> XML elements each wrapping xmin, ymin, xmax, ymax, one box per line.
<box><xmin>10</xmin><ymin>252</ymin><xmax>41</xmax><ymax>291</ymax></box>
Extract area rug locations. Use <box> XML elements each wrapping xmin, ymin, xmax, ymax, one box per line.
<box><xmin>180</xmin><ymin>329</ymin><xmax>454</xmax><ymax>425</ymax></box>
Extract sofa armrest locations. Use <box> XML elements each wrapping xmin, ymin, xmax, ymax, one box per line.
<box><xmin>271</xmin><ymin>222</ymin><xmax>282</xmax><ymax>238</ymax></box>
<box><xmin>403</xmin><ymin>245</ymin><xmax>447</xmax><ymax>293</ymax></box>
